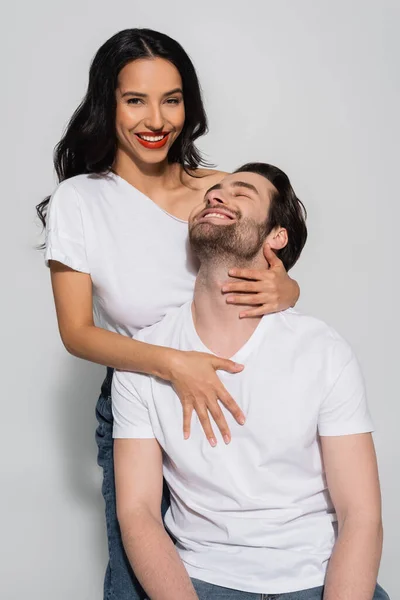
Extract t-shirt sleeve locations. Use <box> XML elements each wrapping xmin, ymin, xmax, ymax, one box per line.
<box><xmin>318</xmin><ymin>343</ymin><xmax>374</xmax><ymax>437</ymax></box>
<box><xmin>112</xmin><ymin>370</ymin><xmax>155</xmax><ymax>439</ymax></box>
<box><xmin>44</xmin><ymin>181</ymin><xmax>90</xmax><ymax>273</ymax></box>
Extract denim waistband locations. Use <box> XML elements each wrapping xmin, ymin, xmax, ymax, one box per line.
<box><xmin>101</xmin><ymin>367</ymin><xmax>114</xmax><ymax>398</ymax></box>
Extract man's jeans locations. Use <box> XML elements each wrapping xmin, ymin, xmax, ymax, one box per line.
<box><xmin>191</xmin><ymin>579</ymin><xmax>390</xmax><ymax>600</ymax></box>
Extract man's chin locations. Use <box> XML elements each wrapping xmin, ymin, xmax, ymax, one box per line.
<box><xmin>190</xmin><ymin>221</ymin><xmax>236</xmax><ymax>234</ymax></box>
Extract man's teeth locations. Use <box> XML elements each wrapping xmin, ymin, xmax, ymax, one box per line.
<box><xmin>138</xmin><ymin>134</ymin><xmax>166</xmax><ymax>142</ymax></box>
<box><xmin>204</xmin><ymin>213</ymin><xmax>230</xmax><ymax>219</ymax></box>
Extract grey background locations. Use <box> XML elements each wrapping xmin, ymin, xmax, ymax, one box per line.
<box><xmin>2</xmin><ymin>1</ymin><xmax>399</xmax><ymax>598</ymax></box>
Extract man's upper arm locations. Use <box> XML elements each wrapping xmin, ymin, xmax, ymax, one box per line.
<box><xmin>319</xmin><ymin>339</ymin><xmax>380</xmax><ymax>523</ymax></box>
<box><xmin>112</xmin><ymin>370</ymin><xmax>163</xmax><ymax>522</ymax></box>
<box><xmin>321</xmin><ymin>434</ymin><xmax>381</xmax><ymax>524</ymax></box>
<box><xmin>114</xmin><ymin>438</ymin><xmax>163</xmax><ymax>524</ymax></box>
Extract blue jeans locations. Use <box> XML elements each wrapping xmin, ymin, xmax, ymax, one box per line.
<box><xmin>191</xmin><ymin>579</ymin><xmax>390</xmax><ymax>600</ymax></box>
<box><xmin>96</xmin><ymin>368</ymin><xmax>171</xmax><ymax>600</ymax></box>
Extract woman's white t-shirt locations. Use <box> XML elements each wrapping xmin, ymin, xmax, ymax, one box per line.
<box><xmin>45</xmin><ymin>173</ymin><xmax>198</xmax><ymax>336</ymax></box>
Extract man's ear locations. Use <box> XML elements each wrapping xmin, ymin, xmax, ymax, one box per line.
<box><xmin>265</xmin><ymin>227</ymin><xmax>288</xmax><ymax>251</ymax></box>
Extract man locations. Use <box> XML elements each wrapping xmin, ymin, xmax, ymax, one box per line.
<box><xmin>112</xmin><ymin>163</ymin><xmax>388</xmax><ymax>600</ymax></box>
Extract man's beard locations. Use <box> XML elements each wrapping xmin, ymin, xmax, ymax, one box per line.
<box><xmin>189</xmin><ymin>218</ymin><xmax>268</xmax><ymax>265</ymax></box>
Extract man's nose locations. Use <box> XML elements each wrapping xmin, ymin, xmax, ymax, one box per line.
<box><xmin>206</xmin><ymin>191</ymin><xmax>227</xmax><ymax>206</ymax></box>
<box><xmin>144</xmin><ymin>104</ymin><xmax>165</xmax><ymax>131</ymax></box>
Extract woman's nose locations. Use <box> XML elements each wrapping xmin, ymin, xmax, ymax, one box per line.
<box><xmin>144</xmin><ymin>104</ymin><xmax>165</xmax><ymax>131</ymax></box>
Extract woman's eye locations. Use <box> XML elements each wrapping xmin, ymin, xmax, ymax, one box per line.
<box><xmin>165</xmin><ymin>97</ymin><xmax>181</xmax><ymax>105</ymax></box>
<box><xmin>127</xmin><ymin>98</ymin><xmax>143</xmax><ymax>105</ymax></box>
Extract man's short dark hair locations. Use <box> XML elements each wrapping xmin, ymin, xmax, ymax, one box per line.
<box><xmin>234</xmin><ymin>162</ymin><xmax>307</xmax><ymax>271</ymax></box>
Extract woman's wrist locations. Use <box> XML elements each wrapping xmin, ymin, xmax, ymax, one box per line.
<box><xmin>150</xmin><ymin>345</ymin><xmax>180</xmax><ymax>382</ymax></box>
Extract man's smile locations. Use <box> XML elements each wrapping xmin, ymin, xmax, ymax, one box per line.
<box><xmin>196</xmin><ymin>207</ymin><xmax>237</xmax><ymax>225</ymax></box>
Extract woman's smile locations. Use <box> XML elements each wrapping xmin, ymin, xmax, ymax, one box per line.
<box><xmin>134</xmin><ymin>132</ymin><xmax>171</xmax><ymax>149</ymax></box>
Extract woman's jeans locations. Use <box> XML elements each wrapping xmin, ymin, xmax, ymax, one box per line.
<box><xmin>191</xmin><ymin>580</ymin><xmax>390</xmax><ymax>600</ymax></box>
<box><xmin>96</xmin><ymin>368</ymin><xmax>171</xmax><ymax>600</ymax></box>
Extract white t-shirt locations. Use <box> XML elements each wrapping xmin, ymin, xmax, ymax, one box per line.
<box><xmin>44</xmin><ymin>173</ymin><xmax>197</xmax><ymax>336</ymax></box>
<box><xmin>112</xmin><ymin>302</ymin><xmax>373</xmax><ymax>595</ymax></box>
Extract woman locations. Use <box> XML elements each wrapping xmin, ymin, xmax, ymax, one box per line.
<box><xmin>38</xmin><ymin>29</ymin><xmax>299</xmax><ymax>599</ymax></box>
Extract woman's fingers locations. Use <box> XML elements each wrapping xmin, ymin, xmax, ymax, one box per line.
<box><xmin>217</xmin><ymin>384</ymin><xmax>245</xmax><ymax>426</ymax></box>
<box><xmin>172</xmin><ymin>351</ymin><xmax>245</xmax><ymax>445</ymax></box>
<box><xmin>263</xmin><ymin>243</ymin><xmax>283</xmax><ymax>268</ymax></box>
<box><xmin>182</xmin><ymin>403</ymin><xmax>193</xmax><ymax>440</ymax></box>
<box><xmin>226</xmin><ymin>294</ymin><xmax>267</xmax><ymax>306</ymax></box>
<box><xmin>222</xmin><ymin>280</ymin><xmax>260</xmax><ymax>294</ymax></box>
<box><xmin>214</xmin><ymin>357</ymin><xmax>244</xmax><ymax>374</ymax></box>
<box><xmin>194</xmin><ymin>403</ymin><xmax>217</xmax><ymax>446</ymax></box>
<box><xmin>240</xmin><ymin>305</ymin><xmax>276</xmax><ymax>318</ymax></box>
<box><xmin>227</xmin><ymin>268</ymin><xmax>266</xmax><ymax>281</ymax></box>
<box><xmin>180</xmin><ymin>386</ymin><xmax>244</xmax><ymax>446</ymax></box>
<box><xmin>205</xmin><ymin>400</ymin><xmax>232</xmax><ymax>444</ymax></box>
<box><xmin>212</xmin><ymin>359</ymin><xmax>245</xmax><ymax>425</ymax></box>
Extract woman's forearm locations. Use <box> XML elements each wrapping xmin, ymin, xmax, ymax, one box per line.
<box><xmin>62</xmin><ymin>323</ymin><xmax>175</xmax><ymax>378</ymax></box>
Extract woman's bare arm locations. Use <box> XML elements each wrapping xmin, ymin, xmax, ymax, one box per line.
<box><xmin>51</xmin><ymin>261</ymin><xmax>176</xmax><ymax>376</ymax></box>
<box><xmin>49</xmin><ymin>261</ymin><xmax>245</xmax><ymax>443</ymax></box>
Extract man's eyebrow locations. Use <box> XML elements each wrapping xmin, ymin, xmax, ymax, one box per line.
<box><xmin>231</xmin><ymin>180</ymin><xmax>259</xmax><ymax>194</ymax></box>
<box><xmin>121</xmin><ymin>88</ymin><xmax>183</xmax><ymax>98</ymax></box>
<box><xmin>205</xmin><ymin>183</ymin><xmax>223</xmax><ymax>196</ymax></box>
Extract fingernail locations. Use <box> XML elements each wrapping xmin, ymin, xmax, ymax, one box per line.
<box><xmin>209</xmin><ymin>438</ymin><xmax>217</xmax><ymax>447</ymax></box>
<box><xmin>184</xmin><ymin>432</ymin><xmax>189</xmax><ymax>440</ymax></box>
<box><xmin>239</xmin><ymin>416</ymin><xmax>246</xmax><ymax>425</ymax></box>
<box><xmin>223</xmin><ymin>435</ymin><xmax>231</xmax><ymax>445</ymax></box>
<box><xmin>221</xmin><ymin>286</ymin><xmax>228</xmax><ymax>292</ymax></box>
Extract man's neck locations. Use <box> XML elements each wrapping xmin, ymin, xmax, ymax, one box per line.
<box><xmin>192</xmin><ymin>254</ymin><xmax>266</xmax><ymax>358</ymax></box>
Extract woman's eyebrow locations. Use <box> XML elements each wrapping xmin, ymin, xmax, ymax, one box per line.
<box><xmin>162</xmin><ymin>87</ymin><xmax>183</xmax><ymax>97</ymax></box>
<box><xmin>121</xmin><ymin>88</ymin><xmax>183</xmax><ymax>98</ymax></box>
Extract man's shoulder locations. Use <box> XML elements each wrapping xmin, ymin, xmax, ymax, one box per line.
<box><xmin>276</xmin><ymin>308</ymin><xmax>354</xmax><ymax>361</ymax></box>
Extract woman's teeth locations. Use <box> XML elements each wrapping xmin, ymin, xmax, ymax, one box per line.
<box><xmin>137</xmin><ymin>134</ymin><xmax>167</xmax><ymax>142</ymax></box>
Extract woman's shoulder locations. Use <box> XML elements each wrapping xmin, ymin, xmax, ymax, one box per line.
<box><xmin>54</xmin><ymin>173</ymin><xmax>110</xmax><ymax>196</ymax></box>
<box><xmin>182</xmin><ymin>168</ymin><xmax>229</xmax><ymax>193</ymax></box>
<box><xmin>192</xmin><ymin>168</ymin><xmax>229</xmax><ymax>181</ymax></box>
<box><xmin>48</xmin><ymin>174</ymin><xmax>116</xmax><ymax>221</ymax></box>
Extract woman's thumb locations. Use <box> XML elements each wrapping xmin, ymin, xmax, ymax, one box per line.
<box><xmin>215</xmin><ymin>358</ymin><xmax>244</xmax><ymax>374</ymax></box>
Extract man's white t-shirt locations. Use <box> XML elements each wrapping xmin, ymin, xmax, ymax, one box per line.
<box><xmin>112</xmin><ymin>301</ymin><xmax>373</xmax><ymax>595</ymax></box>
<box><xmin>44</xmin><ymin>173</ymin><xmax>197</xmax><ymax>336</ymax></box>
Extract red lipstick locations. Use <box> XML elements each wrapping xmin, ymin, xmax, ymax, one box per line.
<box><xmin>135</xmin><ymin>132</ymin><xmax>170</xmax><ymax>149</ymax></box>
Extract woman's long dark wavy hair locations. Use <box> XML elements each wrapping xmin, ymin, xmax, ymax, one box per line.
<box><xmin>36</xmin><ymin>28</ymin><xmax>209</xmax><ymax>227</ymax></box>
